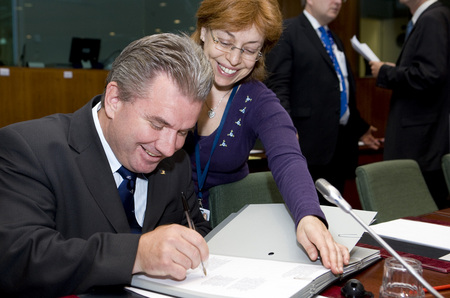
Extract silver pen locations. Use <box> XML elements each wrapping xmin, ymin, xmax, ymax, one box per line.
<box><xmin>181</xmin><ymin>192</ymin><xmax>207</xmax><ymax>276</ymax></box>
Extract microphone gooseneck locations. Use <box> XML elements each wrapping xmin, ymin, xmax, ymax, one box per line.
<box><xmin>315</xmin><ymin>178</ymin><xmax>443</xmax><ymax>298</ymax></box>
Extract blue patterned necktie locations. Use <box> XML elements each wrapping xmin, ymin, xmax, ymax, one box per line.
<box><xmin>318</xmin><ymin>26</ymin><xmax>348</xmax><ymax>119</ymax></box>
<box><xmin>117</xmin><ymin>166</ymin><xmax>141</xmax><ymax>233</ymax></box>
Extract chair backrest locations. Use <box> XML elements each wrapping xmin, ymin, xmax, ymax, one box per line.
<box><xmin>442</xmin><ymin>153</ymin><xmax>450</xmax><ymax>193</ymax></box>
<box><xmin>355</xmin><ymin>159</ymin><xmax>438</xmax><ymax>224</ymax></box>
<box><xmin>208</xmin><ymin>171</ymin><xmax>284</xmax><ymax>228</ymax></box>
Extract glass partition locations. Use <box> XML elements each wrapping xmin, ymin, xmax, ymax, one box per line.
<box><xmin>0</xmin><ymin>0</ymin><xmax>13</xmax><ymax>66</ymax></box>
<box><xmin>0</xmin><ymin>0</ymin><xmax>201</xmax><ymax>68</ymax></box>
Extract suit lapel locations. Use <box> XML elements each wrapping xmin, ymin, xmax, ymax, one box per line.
<box><xmin>397</xmin><ymin>2</ymin><xmax>439</xmax><ymax>64</ymax></box>
<box><xmin>397</xmin><ymin>24</ymin><xmax>414</xmax><ymax>63</ymax></box>
<box><xmin>141</xmin><ymin>166</ymin><xmax>173</xmax><ymax>231</ymax></box>
<box><xmin>299</xmin><ymin>14</ymin><xmax>335</xmax><ymax>72</ymax></box>
<box><xmin>68</xmin><ymin>96</ymin><xmax>131</xmax><ymax>233</ymax></box>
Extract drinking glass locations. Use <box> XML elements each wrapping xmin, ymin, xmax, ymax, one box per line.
<box><xmin>379</xmin><ymin>257</ymin><xmax>424</xmax><ymax>297</ymax></box>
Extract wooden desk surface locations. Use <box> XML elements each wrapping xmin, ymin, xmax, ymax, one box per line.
<box><xmin>325</xmin><ymin>208</ymin><xmax>450</xmax><ymax>298</ymax></box>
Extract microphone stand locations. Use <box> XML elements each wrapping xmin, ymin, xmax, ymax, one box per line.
<box><xmin>315</xmin><ymin>178</ymin><xmax>443</xmax><ymax>298</ymax></box>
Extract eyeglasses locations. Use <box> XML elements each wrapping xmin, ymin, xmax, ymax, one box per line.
<box><xmin>210</xmin><ymin>30</ymin><xmax>262</xmax><ymax>62</ymax></box>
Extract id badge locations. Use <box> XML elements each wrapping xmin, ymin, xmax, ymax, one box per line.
<box><xmin>200</xmin><ymin>208</ymin><xmax>210</xmax><ymax>221</ymax></box>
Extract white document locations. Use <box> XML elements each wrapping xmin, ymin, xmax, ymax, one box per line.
<box><xmin>132</xmin><ymin>254</ymin><xmax>330</xmax><ymax>298</ymax></box>
<box><xmin>371</xmin><ymin>219</ymin><xmax>450</xmax><ymax>250</ymax></box>
<box><xmin>350</xmin><ymin>35</ymin><xmax>380</xmax><ymax>62</ymax></box>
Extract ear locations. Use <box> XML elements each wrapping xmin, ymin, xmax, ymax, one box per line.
<box><xmin>200</xmin><ymin>27</ymin><xmax>207</xmax><ymax>42</ymax></box>
<box><xmin>103</xmin><ymin>82</ymin><xmax>121</xmax><ymax>119</ymax></box>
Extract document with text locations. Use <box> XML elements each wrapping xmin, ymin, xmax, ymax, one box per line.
<box><xmin>132</xmin><ymin>254</ymin><xmax>330</xmax><ymax>298</ymax></box>
<box><xmin>131</xmin><ymin>204</ymin><xmax>380</xmax><ymax>297</ymax></box>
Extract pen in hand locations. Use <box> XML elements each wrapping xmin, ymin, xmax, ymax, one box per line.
<box><xmin>181</xmin><ymin>192</ymin><xmax>207</xmax><ymax>276</ymax></box>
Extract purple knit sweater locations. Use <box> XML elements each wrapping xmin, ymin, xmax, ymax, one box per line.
<box><xmin>185</xmin><ymin>80</ymin><xmax>325</xmax><ymax>226</ymax></box>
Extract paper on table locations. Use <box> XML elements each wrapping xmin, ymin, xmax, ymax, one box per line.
<box><xmin>371</xmin><ymin>219</ymin><xmax>450</xmax><ymax>250</ymax></box>
<box><xmin>132</xmin><ymin>254</ymin><xmax>330</xmax><ymax>298</ymax></box>
<box><xmin>350</xmin><ymin>35</ymin><xmax>380</xmax><ymax>62</ymax></box>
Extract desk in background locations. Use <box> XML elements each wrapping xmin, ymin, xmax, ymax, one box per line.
<box><xmin>0</xmin><ymin>67</ymin><xmax>108</xmax><ymax>128</ymax></box>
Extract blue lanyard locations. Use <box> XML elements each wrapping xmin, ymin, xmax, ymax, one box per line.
<box><xmin>195</xmin><ymin>85</ymin><xmax>238</xmax><ymax>199</ymax></box>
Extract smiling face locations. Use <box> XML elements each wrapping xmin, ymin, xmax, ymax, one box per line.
<box><xmin>101</xmin><ymin>74</ymin><xmax>203</xmax><ymax>174</ymax></box>
<box><xmin>200</xmin><ymin>25</ymin><xmax>264</xmax><ymax>90</ymax></box>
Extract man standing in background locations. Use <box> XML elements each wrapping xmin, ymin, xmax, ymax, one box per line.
<box><xmin>266</xmin><ymin>0</ymin><xmax>381</xmax><ymax>205</ymax></box>
<box><xmin>369</xmin><ymin>0</ymin><xmax>450</xmax><ymax>209</ymax></box>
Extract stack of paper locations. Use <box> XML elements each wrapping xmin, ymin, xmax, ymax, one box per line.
<box><xmin>132</xmin><ymin>254</ymin><xmax>331</xmax><ymax>298</ymax></box>
<box><xmin>350</xmin><ymin>35</ymin><xmax>379</xmax><ymax>62</ymax></box>
<box><xmin>371</xmin><ymin>219</ymin><xmax>450</xmax><ymax>250</ymax></box>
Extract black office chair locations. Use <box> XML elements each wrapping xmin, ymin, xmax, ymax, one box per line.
<box><xmin>208</xmin><ymin>171</ymin><xmax>284</xmax><ymax>228</ymax></box>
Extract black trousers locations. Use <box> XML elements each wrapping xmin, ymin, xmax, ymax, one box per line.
<box><xmin>307</xmin><ymin>125</ymin><xmax>359</xmax><ymax>206</ymax></box>
<box><xmin>423</xmin><ymin>168</ymin><xmax>450</xmax><ymax>209</ymax></box>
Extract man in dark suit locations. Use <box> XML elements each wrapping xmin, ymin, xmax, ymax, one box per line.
<box><xmin>369</xmin><ymin>0</ymin><xmax>450</xmax><ymax>209</ymax></box>
<box><xmin>0</xmin><ymin>33</ymin><xmax>214</xmax><ymax>297</ymax></box>
<box><xmin>266</xmin><ymin>0</ymin><xmax>381</xmax><ymax>204</ymax></box>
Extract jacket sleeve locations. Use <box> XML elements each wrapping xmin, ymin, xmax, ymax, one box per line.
<box><xmin>377</xmin><ymin>10</ymin><xmax>449</xmax><ymax>92</ymax></box>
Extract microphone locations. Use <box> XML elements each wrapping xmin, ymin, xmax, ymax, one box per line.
<box><xmin>315</xmin><ymin>178</ymin><xmax>443</xmax><ymax>298</ymax></box>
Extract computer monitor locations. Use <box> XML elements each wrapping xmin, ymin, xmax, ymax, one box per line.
<box><xmin>69</xmin><ymin>37</ymin><xmax>102</xmax><ymax>69</ymax></box>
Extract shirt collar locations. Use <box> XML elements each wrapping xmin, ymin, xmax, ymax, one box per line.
<box><xmin>412</xmin><ymin>0</ymin><xmax>437</xmax><ymax>24</ymax></box>
<box><xmin>92</xmin><ymin>101</ymin><xmax>122</xmax><ymax>174</ymax></box>
<box><xmin>303</xmin><ymin>10</ymin><xmax>329</xmax><ymax>32</ymax></box>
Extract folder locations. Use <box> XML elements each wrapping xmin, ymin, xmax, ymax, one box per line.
<box><xmin>131</xmin><ymin>204</ymin><xmax>380</xmax><ymax>298</ymax></box>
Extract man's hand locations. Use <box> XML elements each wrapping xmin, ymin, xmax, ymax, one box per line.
<box><xmin>133</xmin><ymin>224</ymin><xmax>209</xmax><ymax>280</ymax></box>
<box><xmin>369</xmin><ymin>61</ymin><xmax>395</xmax><ymax>78</ymax></box>
<box><xmin>297</xmin><ymin>216</ymin><xmax>350</xmax><ymax>274</ymax></box>
<box><xmin>360</xmin><ymin>126</ymin><xmax>384</xmax><ymax>150</ymax></box>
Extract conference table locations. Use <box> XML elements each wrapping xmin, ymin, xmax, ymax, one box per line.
<box><xmin>322</xmin><ymin>208</ymin><xmax>450</xmax><ymax>298</ymax></box>
<box><xmin>80</xmin><ymin>208</ymin><xmax>450</xmax><ymax>298</ymax></box>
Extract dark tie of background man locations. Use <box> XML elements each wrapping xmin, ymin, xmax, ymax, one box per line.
<box><xmin>405</xmin><ymin>20</ymin><xmax>413</xmax><ymax>41</ymax></box>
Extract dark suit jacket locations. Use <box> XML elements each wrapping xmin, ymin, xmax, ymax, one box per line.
<box><xmin>0</xmin><ymin>95</ymin><xmax>210</xmax><ymax>297</ymax></box>
<box><xmin>377</xmin><ymin>2</ymin><xmax>450</xmax><ymax>171</ymax></box>
<box><xmin>265</xmin><ymin>13</ymin><xmax>369</xmax><ymax>169</ymax></box>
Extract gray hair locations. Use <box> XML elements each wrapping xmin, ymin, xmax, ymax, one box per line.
<box><xmin>103</xmin><ymin>33</ymin><xmax>213</xmax><ymax>104</ymax></box>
